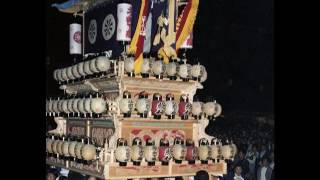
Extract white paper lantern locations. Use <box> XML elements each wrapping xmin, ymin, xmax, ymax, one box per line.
<box><xmin>144</xmin><ymin>145</ymin><xmax>157</xmax><ymax>162</ymax></box>
<box><xmin>198</xmin><ymin>145</ymin><xmax>210</xmax><ymax>161</ymax></box>
<box><xmin>203</xmin><ymin>102</ymin><xmax>216</xmax><ymax>116</ymax></box>
<box><xmin>81</xmin><ymin>144</ymin><xmax>97</xmax><ymax>161</ymax></box>
<box><xmin>191</xmin><ymin>64</ymin><xmax>204</xmax><ymax>78</ymax></box>
<box><xmin>221</xmin><ymin>145</ymin><xmax>233</xmax><ymax>160</ymax></box>
<box><xmin>91</xmin><ymin>98</ymin><xmax>106</xmax><ymax>114</ymax></box>
<box><xmin>52</xmin><ymin>100</ymin><xmax>60</xmax><ymax>114</ymax></box>
<box><xmin>200</xmin><ymin>67</ymin><xmax>207</xmax><ymax>83</ymax></box>
<box><xmin>131</xmin><ymin>145</ymin><xmax>143</xmax><ymax>162</ymax></box>
<box><xmin>47</xmin><ymin>139</ymin><xmax>54</xmax><ymax>153</ymax></box>
<box><xmin>172</xmin><ymin>144</ymin><xmax>186</xmax><ymax>161</ymax></box>
<box><xmin>191</xmin><ymin>101</ymin><xmax>202</xmax><ymax>116</ymax></box>
<box><xmin>78</xmin><ymin>98</ymin><xmax>86</xmax><ymax>114</ymax></box>
<box><xmin>124</xmin><ymin>57</ymin><xmax>134</xmax><ymax>73</ymax></box>
<box><xmin>89</xmin><ymin>58</ymin><xmax>99</xmax><ymax>73</ymax></box>
<box><xmin>68</xmin><ymin>141</ymin><xmax>78</xmax><ymax>157</ymax></box>
<box><xmin>164</xmin><ymin>101</ymin><xmax>176</xmax><ymax>116</ymax></box>
<box><xmin>62</xmin><ymin>141</ymin><xmax>70</xmax><ymax>157</ymax></box>
<box><xmin>75</xmin><ymin>142</ymin><xmax>84</xmax><ymax>159</ymax></box>
<box><xmin>52</xmin><ymin>140</ymin><xmax>59</xmax><ymax>154</ymax></box>
<box><xmin>136</xmin><ymin>99</ymin><xmax>150</xmax><ymax>114</ymax></box>
<box><xmin>72</xmin><ymin>65</ymin><xmax>81</xmax><ymax>79</ymax></box>
<box><xmin>84</xmin><ymin>98</ymin><xmax>92</xmax><ymax>113</ymax></box>
<box><xmin>57</xmin><ymin>99</ymin><xmax>64</xmax><ymax>113</ymax></box>
<box><xmin>67</xmin><ymin>99</ymin><xmax>74</xmax><ymax>113</ymax></box>
<box><xmin>115</xmin><ymin>146</ymin><xmax>131</xmax><ymax>162</ymax></box>
<box><xmin>57</xmin><ymin>140</ymin><xmax>64</xmax><ymax>155</ymax></box>
<box><xmin>62</xmin><ymin>100</ymin><xmax>70</xmax><ymax>113</ymax></box>
<box><xmin>61</xmin><ymin>68</ymin><xmax>69</xmax><ymax>82</ymax></box>
<box><xmin>72</xmin><ymin>98</ymin><xmax>80</xmax><ymax>113</ymax></box>
<box><xmin>119</xmin><ymin>98</ymin><xmax>132</xmax><ymax>113</ymax></box>
<box><xmin>77</xmin><ymin>62</ymin><xmax>86</xmax><ymax>76</ymax></box>
<box><xmin>214</xmin><ymin>103</ymin><xmax>222</xmax><ymax>117</ymax></box>
<box><xmin>48</xmin><ymin>100</ymin><xmax>53</xmax><ymax>113</ymax></box>
<box><xmin>67</xmin><ymin>66</ymin><xmax>75</xmax><ymax>80</ymax></box>
<box><xmin>166</xmin><ymin>62</ymin><xmax>177</xmax><ymax>76</ymax></box>
<box><xmin>152</xmin><ymin>60</ymin><xmax>164</xmax><ymax>75</ymax></box>
<box><xmin>96</xmin><ymin>56</ymin><xmax>111</xmax><ymax>72</ymax></box>
<box><xmin>57</xmin><ymin>69</ymin><xmax>63</xmax><ymax>82</ymax></box>
<box><xmin>53</xmin><ymin>69</ymin><xmax>59</xmax><ymax>81</ymax></box>
<box><xmin>178</xmin><ymin>64</ymin><xmax>191</xmax><ymax>79</ymax></box>
<box><xmin>84</xmin><ymin>61</ymin><xmax>93</xmax><ymax>75</ymax></box>
<box><xmin>210</xmin><ymin>144</ymin><xmax>221</xmax><ymax>159</ymax></box>
<box><xmin>141</xmin><ymin>58</ymin><xmax>151</xmax><ymax>74</ymax></box>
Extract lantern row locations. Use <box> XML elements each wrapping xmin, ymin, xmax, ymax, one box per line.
<box><xmin>46</xmin><ymin>135</ymin><xmax>236</xmax><ymax>167</ymax></box>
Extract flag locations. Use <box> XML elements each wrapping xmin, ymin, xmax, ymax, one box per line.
<box><xmin>128</xmin><ymin>0</ymin><xmax>151</xmax><ymax>74</ymax></box>
<box><xmin>143</xmin><ymin>4</ymin><xmax>153</xmax><ymax>54</ymax></box>
<box><xmin>176</xmin><ymin>0</ymin><xmax>199</xmax><ymax>51</ymax></box>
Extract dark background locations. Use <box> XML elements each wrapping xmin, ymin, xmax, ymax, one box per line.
<box><xmin>46</xmin><ymin>0</ymin><xmax>273</xmax><ymax>114</ymax></box>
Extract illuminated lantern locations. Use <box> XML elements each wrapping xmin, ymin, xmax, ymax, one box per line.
<box><xmin>75</xmin><ymin>137</ymin><xmax>85</xmax><ymax>163</ymax></box>
<box><xmin>191</xmin><ymin>101</ymin><xmax>203</xmax><ymax>119</ymax></box>
<box><xmin>178</xmin><ymin>94</ymin><xmax>191</xmax><ymax>120</ymax></box>
<box><xmin>115</xmin><ymin>138</ymin><xmax>130</xmax><ymax>166</ymax></box>
<box><xmin>198</xmin><ymin>138</ymin><xmax>210</xmax><ymax>164</ymax></box>
<box><xmin>166</xmin><ymin>57</ymin><xmax>178</xmax><ymax>80</ymax></box>
<box><xmin>152</xmin><ymin>58</ymin><xmax>165</xmax><ymax>79</ymax></box>
<box><xmin>164</xmin><ymin>94</ymin><xmax>177</xmax><ymax>119</ymax></box>
<box><xmin>124</xmin><ymin>55</ymin><xmax>135</xmax><ymax>77</ymax></box>
<box><xmin>119</xmin><ymin>91</ymin><xmax>134</xmax><ymax>117</ymax></box>
<box><xmin>135</xmin><ymin>91</ymin><xmax>150</xmax><ymax>118</ymax></box>
<box><xmin>158</xmin><ymin>138</ymin><xmax>171</xmax><ymax>165</ymax></box>
<box><xmin>185</xmin><ymin>139</ymin><xmax>197</xmax><ymax>164</ymax></box>
<box><xmin>144</xmin><ymin>139</ymin><xmax>157</xmax><ymax>166</ymax></box>
<box><xmin>81</xmin><ymin>138</ymin><xmax>97</xmax><ymax>163</ymax></box>
<box><xmin>141</xmin><ymin>55</ymin><xmax>151</xmax><ymax>78</ymax></box>
<box><xmin>191</xmin><ymin>64</ymin><xmax>205</xmax><ymax>82</ymax></box>
<box><xmin>151</xmin><ymin>93</ymin><xmax>163</xmax><ymax>119</ymax></box>
<box><xmin>210</xmin><ymin>138</ymin><xmax>222</xmax><ymax>162</ymax></box>
<box><xmin>172</xmin><ymin>137</ymin><xmax>186</xmax><ymax>164</ymax></box>
<box><xmin>131</xmin><ymin>137</ymin><xmax>143</xmax><ymax>166</ymax></box>
<box><xmin>178</xmin><ymin>63</ymin><xmax>191</xmax><ymax>82</ymax></box>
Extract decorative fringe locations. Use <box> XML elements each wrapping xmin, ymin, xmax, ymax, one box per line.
<box><xmin>176</xmin><ymin>0</ymin><xmax>199</xmax><ymax>51</ymax></box>
<box><xmin>128</xmin><ymin>0</ymin><xmax>146</xmax><ymax>54</ymax></box>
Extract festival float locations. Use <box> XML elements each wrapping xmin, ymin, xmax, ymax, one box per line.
<box><xmin>46</xmin><ymin>0</ymin><xmax>236</xmax><ymax>179</ymax></box>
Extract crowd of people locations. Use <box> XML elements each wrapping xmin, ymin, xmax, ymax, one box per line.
<box><xmin>46</xmin><ymin>166</ymin><xmax>102</xmax><ymax>180</ymax></box>
<box><xmin>210</xmin><ymin>116</ymin><xmax>274</xmax><ymax>180</ymax></box>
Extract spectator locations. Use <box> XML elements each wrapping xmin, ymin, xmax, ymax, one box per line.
<box><xmin>257</xmin><ymin>158</ymin><xmax>272</xmax><ymax>180</ymax></box>
<box><xmin>246</xmin><ymin>145</ymin><xmax>258</xmax><ymax>180</ymax></box>
<box><xmin>233</xmin><ymin>151</ymin><xmax>249</xmax><ymax>176</ymax></box>
<box><xmin>46</xmin><ymin>168</ymin><xmax>58</xmax><ymax>180</ymax></box>
<box><xmin>226</xmin><ymin>165</ymin><xmax>246</xmax><ymax>180</ymax></box>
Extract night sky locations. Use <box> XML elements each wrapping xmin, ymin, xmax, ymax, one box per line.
<box><xmin>46</xmin><ymin>0</ymin><xmax>273</xmax><ymax>114</ymax></box>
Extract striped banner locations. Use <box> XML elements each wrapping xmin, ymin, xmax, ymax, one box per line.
<box><xmin>176</xmin><ymin>0</ymin><xmax>199</xmax><ymax>51</ymax></box>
